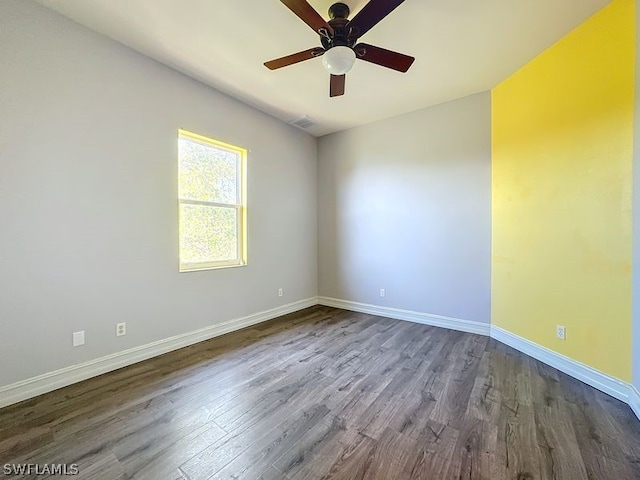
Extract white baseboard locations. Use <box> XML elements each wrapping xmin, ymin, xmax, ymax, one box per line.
<box><xmin>0</xmin><ymin>297</ymin><xmax>317</xmax><ymax>409</ymax></box>
<box><xmin>3</xmin><ymin>296</ymin><xmax>639</xmax><ymax>424</ymax></box>
<box><xmin>629</xmin><ymin>385</ymin><xmax>640</xmax><ymax>420</ymax></box>
<box><xmin>490</xmin><ymin>325</ymin><xmax>630</xmax><ymax>404</ymax></box>
<box><xmin>317</xmin><ymin>296</ymin><xmax>491</xmax><ymax>336</ymax></box>
<box><xmin>315</xmin><ymin>298</ymin><xmax>639</xmax><ymax>421</ymax></box>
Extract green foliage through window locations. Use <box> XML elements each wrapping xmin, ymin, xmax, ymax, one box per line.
<box><xmin>178</xmin><ymin>130</ymin><xmax>246</xmax><ymax>271</ymax></box>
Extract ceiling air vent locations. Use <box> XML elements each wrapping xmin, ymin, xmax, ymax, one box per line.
<box><xmin>289</xmin><ymin>116</ymin><xmax>316</xmax><ymax>129</ymax></box>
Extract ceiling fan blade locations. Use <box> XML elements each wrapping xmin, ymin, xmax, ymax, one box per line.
<box><xmin>348</xmin><ymin>0</ymin><xmax>405</xmax><ymax>38</ymax></box>
<box><xmin>330</xmin><ymin>74</ymin><xmax>345</xmax><ymax>97</ymax></box>
<box><xmin>264</xmin><ymin>48</ymin><xmax>325</xmax><ymax>70</ymax></box>
<box><xmin>355</xmin><ymin>43</ymin><xmax>414</xmax><ymax>72</ymax></box>
<box><xmin>280</xmin><ymin>0</ymin><xmax>334</xmax><ymax>36</ymax></box>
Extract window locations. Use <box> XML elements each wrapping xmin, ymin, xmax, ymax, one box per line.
<box><xmin>178</xmin><ymin>129</ymin><xmax>247</xmax><ymax>272</ymax></box>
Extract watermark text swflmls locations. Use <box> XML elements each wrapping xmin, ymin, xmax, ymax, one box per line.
<box><xmin>3</xmin><ymin>464</ymin><xmax>79</xmax><ymax>476</ymax></box>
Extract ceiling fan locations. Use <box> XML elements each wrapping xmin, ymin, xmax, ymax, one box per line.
<box><xmin>264</xmin><ymin>0</ymin><xmax>415</xmax><ymax>97</ymax></box>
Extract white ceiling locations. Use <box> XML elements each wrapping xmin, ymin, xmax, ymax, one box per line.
<box><xmin>37</xmin><ymin>0</ymin><xmax>610</xmax><ymax>136</ymax></box>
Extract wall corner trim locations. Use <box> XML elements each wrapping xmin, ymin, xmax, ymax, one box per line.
<box><xmin>0</xmin><ymin>297</ymin><xmax>318</xmax><ymax>409</ymax></box>
<box><xmin>317</xmin><ymin>296</ymin><xmax>491</xmax><ymax>336</ymax></box>
<box><xmin>490</xmin><ymin>325</ymin><xmax>631</xmax><ymax>404</ymax></box>
<box><xmin>629</xmin><ymin>385</ymin><xmax>640</xmax><ymax>421</ymax></box>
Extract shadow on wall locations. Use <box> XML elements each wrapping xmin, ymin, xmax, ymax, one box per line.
<box><xmin>318</xmin><ymin>92</ymin><xmax>492</xmax><ymax>324</ymax></box>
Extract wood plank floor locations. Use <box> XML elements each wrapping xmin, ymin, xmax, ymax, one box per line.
<box><xmin>1</xmin><ymin>306</ymin><xmax>639</xmax><ymax>479</ymax></box>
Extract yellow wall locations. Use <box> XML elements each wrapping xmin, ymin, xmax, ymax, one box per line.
<box><xmin>492</xmin><ymin>0</ymin><xmax>635</xmax><ymax>381</ymax></box>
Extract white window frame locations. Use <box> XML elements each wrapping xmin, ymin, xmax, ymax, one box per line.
<box><xmin>178</xmin><ymin>129</ymin><xmax>247</xmax><ymax>272</ymax></box>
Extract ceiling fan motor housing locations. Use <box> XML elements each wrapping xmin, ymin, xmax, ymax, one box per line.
<box><xmin>323</xmin><ymin>3</ymin><xmax>356</xmax><ymax>49</ymax></box>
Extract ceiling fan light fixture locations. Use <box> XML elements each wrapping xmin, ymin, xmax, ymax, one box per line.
<box><xmin>322</xmin><ymin>46</ymin><xmax>356</xmax><ymax>75</ymax></box>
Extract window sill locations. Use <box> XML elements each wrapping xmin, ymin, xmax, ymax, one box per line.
<box><xmin>179</xmin><ymin>262</ymin><xmax>247</xmax><ymax>273</ymax></box>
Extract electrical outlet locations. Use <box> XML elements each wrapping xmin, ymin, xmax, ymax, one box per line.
<box><xmin>380</xmin><ymin>288</ymin><xmax>386</xmax><ymax>298</ymax></box>
<box><xmin>116</xmin><ymin>322</ymin><xmax>126</xmax><ymax>337</ymax></box>
<box><xmin>556</xmin><ymin>325</ymin><xmax>566</xmax><ymax>340</ymax></box>
<box><xmin>73</xmin><ymin>331</ymin><xmax>85</xmax><ymax>347</ymax></box>
<box><xmin>278</xmin><ymin>288</ymin><xmax>283</xmax><ymax>297</ymax></box>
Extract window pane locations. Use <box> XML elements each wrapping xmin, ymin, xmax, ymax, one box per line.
<box><xmin>179</xmin><ymin>137</ymin><xmax>238</xmax><ymax>204</ymax></box>
<box><xmin>179</xmin><ymin>204</ymin><xmax>238</xmax><ymax>265</ymax></box>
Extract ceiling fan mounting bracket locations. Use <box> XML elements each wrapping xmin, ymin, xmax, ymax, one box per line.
<box><xmin>328</xmin><ymin>3</ymin><xmax>350</xmax><ymax>20</ymax></box>
<box><xmin>318</xmin><ymin>27</ymin><xmax>332</xmax><ymax>40</ymax></box>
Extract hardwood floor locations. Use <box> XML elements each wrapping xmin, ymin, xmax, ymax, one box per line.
<box><xmin>1</xmin><ymin>306</ymin><xmax>639</xmax><ymax>479</ymax></box>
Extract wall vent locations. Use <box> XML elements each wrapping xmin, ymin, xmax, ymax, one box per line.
<box><xmin>289</xmin><ymin>116</ymin><xmax>316</xmax><ymax>129</ymax></box>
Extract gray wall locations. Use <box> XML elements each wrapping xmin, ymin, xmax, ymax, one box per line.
<box><xmin>633</xmin><ymin>0</ymin><xmax>640</xmax><ymax>393</ymax></box>
<box><xmin>317</xmin><ymin>92</ymin><xmax>492</xmax><ymax>323</ymax></box>
<box><xmin>0</xmin><ymin>0</ymin><xmax>317</xmax><ymax>387</ymax></box>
